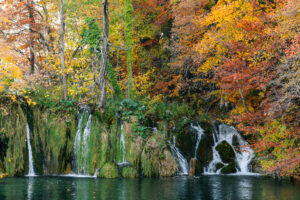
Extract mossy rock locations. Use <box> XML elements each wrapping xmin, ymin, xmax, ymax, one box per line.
<box><xmin>122</xmin><ymin>166</ymin><xmax>138</xmax><ymax>178</ymax></box>
<box><xmin>124</xmin><ymin>120</ymin><xmax>145</xmax><ymax>168</ymax></box>
<box><xmin>177</xmin><ymin>128</ymin><xmax>195</xmax><ymax>162</ymax></box>
<box><xmin>88</xmin><ymin>115</ymin><xmax>107</xmax><ymax>174</ymax></box>
<box><xmin>216</xmin><ymin>141</ymin><xmax>235</xmax><ymax>163</ymax></box>
<box><xmin>196</xmin><ymin>128</ymin><xmax>214</xmax><ymax>168</ymax></box>
<box><xmin>195</xmin><ymin>162</ymin><xmax>203</xmax><ymax>175</ymax></box>
<box><xmin>221</xmin><ymin>162</ymin><xmax>237</xmax><ymax>174</ymax></box>
<box><xmin>141</xmin><ymin>136</ymin><xmax>161</xmax><ymax>177</ymax></box>
<box><xmin>159</xmin><ymin>149</ymin><xmax>177</xmax><ymax>177</ymax></box>
<box><xmin>0</xmin><ymin>103</ymin><xmax>27</xmax><ymax>176</ymax></box>
<box><xmin>98</xmin><ymin>162</ymin><xmax>119</xmax><ymax>178</ymax></box>
<box><xmin>157</xmin><ymin>121</ymin><xmax>168</xmax><ymax>135</ymax></box>
<box><xmin>215</xmin><ymin>163</ymin><xmax>224</xmax><ymax>172</ymax></box>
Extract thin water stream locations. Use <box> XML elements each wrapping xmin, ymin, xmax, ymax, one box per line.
<box><xmin>169</xmin><ymin>136</ymin><xmax>189</xmax><ymax>175</ymax></box>
<box><xmin>26</xmin><ymin>123</ymin><xmax>36</xmax><ymax>176</ymax></box>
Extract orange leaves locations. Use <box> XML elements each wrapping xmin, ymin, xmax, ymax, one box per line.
<box><xmin>152</xmin><ymin>74</ymin><xmax>182</xmax><ymax>97</ymax></box>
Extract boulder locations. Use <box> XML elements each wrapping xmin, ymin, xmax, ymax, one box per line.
<box><xmin>221</xmin><ymin>162</ymin><xmax>237</xmax><ymax>174</ymax></box>
<box><xmin>196</xmin><ymin>130</ymin><xmax>214</xmax><ymax>167</ymax></box>
<box><xmin>98</xmin><ymin>162</ymin><xmax>119</xmax><ymax>178</ymax></box>
<box><xmin>215</xmin><ymin>162</ymin><xmax>224</xmax><ymax>172</ymax></box>
<box><xmin>216</xmin><ymin>141</ymin><xmax>235</xmax><ymax>163</ymax></box>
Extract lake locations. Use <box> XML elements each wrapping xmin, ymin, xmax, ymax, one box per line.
<box><xmin>0</xmin><ymin>175</ymin><xmax>299</xmax><ymax>200</ymax></box>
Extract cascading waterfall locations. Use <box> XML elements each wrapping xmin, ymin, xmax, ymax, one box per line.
<box><xmin>169</xmin><ymin>136</ymin><xmax>189</xmax><ymax>175</ymax></box>
<box><xmin>205</xmin><ymin>125</ymin><xmax>225</xmax><ymax>174</ymax></box>
<box><xmin>191</xmin><ymin>123</ymin><xmax>205</xmax><ymax>158</ymax></box>
<box><xmin>205</xmin><ymin>123</ymin><xmax>255</xmax><ymax>174</ymax></box>
<box><xmin>73</xmin><ymin>111</ymin><xmax>93</xmax><ymax>175</ymax></box>
<box><xmin>26</xmin><ymin>123</ymin><xmax>36</xmax><ymax>176</ymax></box>
<box><xmin>81</xmin><ymin>114</ymin><xmax>92</xmax><ymax>171</ymax></box>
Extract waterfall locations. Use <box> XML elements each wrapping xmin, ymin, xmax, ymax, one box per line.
<box><xmin>26</xmin><ymin>123</ymin><xmax>36</xmax><ymax>176</ymax></box>
<box><xmin>73</xmin><ymin>111</ymin><xmax>92</xmax><ymax>175</ymax></box>
<box><xmin>205</xmin><ymin>125</ymin><xmax>225</xmax><ymax>174</ymax></box>
<box><xmin>204</xmin><ymin>123</ymin><xmax>255</xmax><ymax>174</ymax></box>
<box><xmin>120</xmin><ymin>121</ymin><xmax>126</xmax><ymax>163</ymax></box>
<box><xmin>93</xmin><ymin>168</ymin><xmax>100</xmax><ymax>177</ymax></box>
<box><xmin>191</xmin><ymin>123</ymin><xmax>205</xmax><ymax>158</ymax></box>
<box><xmin>74</xmin><ymin>114</ymin><xmax>84</xmax><ymax>168</ymax></box>
<box><xmin>81</xmin><ymin>114</ymin><xmax>92</xmax><ymax>171</ymax></box>
<box><xmin>169</xmin><ymin>136</ymin><xmax>189</xmax><ymax>175</ymax></box>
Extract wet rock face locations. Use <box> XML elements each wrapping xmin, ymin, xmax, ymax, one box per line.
<box><xmin>176</xmin><ymin>128</ymin><xmax>194</xmax><ymax>161</ymax></box>
<box><xmin>221</xmin><ymin>162</ymin><xmax>237</xmax><ymax>174</ymax></box>
<box><xmin>141</xmin><ymin>135</ymin><xmax>177</xmax><ymax>177</ymax></box>
<box><xmin>215</xmin><ymin>163</ymin><xmax>224</xmax><ymax>172</ymax></box>
<box><xmin>98</xmin><ymin>162</ymin><xmax>119</xmax><ymax>178</ymax></box>
<box><xmin>216</xmin><ymin>141</ymin><xmax>235</xmax><ymax>163</ymax></box>
<box><xmin>122</xmin><ymin>166</ymin><xmax>138</xmax><ymax>178</ymax></box>
<box><xmin>196</xmin><ymin>130</ymin><xmax>214</xmax><ymax>167</ymax></box>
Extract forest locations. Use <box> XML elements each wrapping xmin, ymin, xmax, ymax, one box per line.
<box><xmin>0</xmin><ymin>0</ymin><xmax>299</xmax><ymax>185</ymax></box>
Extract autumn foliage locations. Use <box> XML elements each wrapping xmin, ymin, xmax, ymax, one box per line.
<box><xmin>0</xmin><ymin>0</ymin><xmax>299</xmax><ymax>176</ymax></box>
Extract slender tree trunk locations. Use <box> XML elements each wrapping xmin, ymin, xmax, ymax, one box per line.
<box><xmin>98</xmin><ymin>0</ymin><xmax>109</xmax><ymax>108</ymax></box>
<box><xmin>59</xmin><ymin>0</ymin><xmax>68</xmax><ymax>100</ymax></box>
<box><xmin>239</xmin><ymin>88</ymin><xmax>249</xmax><ymax>112</ymax></box>
<box><xmin>28</xmin><ymin>0</ymin><xmax>35</xmax><ymax>74</ymax></box>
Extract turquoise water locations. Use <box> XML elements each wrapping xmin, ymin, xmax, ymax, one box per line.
<box><xmin>0</xmin><ymin>175</ymin><xmax>299</xmax><ymax>200</ymax></box>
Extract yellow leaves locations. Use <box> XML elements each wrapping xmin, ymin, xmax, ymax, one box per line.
<box><xmin>10</xmin><ymin>95</ymin><xmax>16</xmax><ymax>102</ymax></box>
<box><xmin>0</xmin><ymin>45</ymin><xmax>23</xmax><ymax>93</ymax></box>
<box><xmin>134</xmin><ymin>68</ymin><xmax>156</xmax><ymax>96</ymax></box>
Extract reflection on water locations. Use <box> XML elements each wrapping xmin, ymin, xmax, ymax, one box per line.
<box><xmin>0</xmin><ymin>175</ymin><xmax>299</xmax><ymax>200</ymax></box>
<box><xmin>27</xmin><ymin>177</ymin><xmax>34</xmax><ymax>200</ymax></box>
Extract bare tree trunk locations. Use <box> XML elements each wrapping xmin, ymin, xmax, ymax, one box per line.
<box><xmin>59</xmin><ymin>0</ymin><xmax>67</xmax><ymax>100</ymax></box>
<box><xmin>98</xmin><ymin>0</ymin><xmax>109</xmax><ymax>108</ymax></box>
<box><xmin>239</xmin><ymin>88</ymin><xmax>249</xmax><ymax>112</ymax></box>
<box><xmin>28</xmin><ymin>0</ymin><xmax>35</xmax><ymax>74</ymax></box>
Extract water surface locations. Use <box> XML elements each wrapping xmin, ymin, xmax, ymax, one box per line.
<box><xmin>0</xmin><ymin>175</ymin><xmax>299</xmax><ymax>200</ymax></box>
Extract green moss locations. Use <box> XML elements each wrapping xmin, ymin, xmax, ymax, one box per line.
<box><xmin>197</xmin><ymin>127</ymin><xmax>214</xmax><ymax>168</ymax></box>
<box><xmin>141</xmin><ymin>136</ymin><xmax>160</xmax><ymax>177</ymax></box>
<box><xmin>141</xmin><ymin>134</ymin><xmax>174</xmax><ymax>177</ymax></box>
<box><xmin>0</xmin><ymin>103</ymin><xmax>27</xmax><ymax>176</ymax></box>
<box><xmin>195</xmin><ymin>162</ymin><xmax>203</xmax><ymax>175</ymax></box>
<box><xmin>31</xmin><ymin>108</ymin><xmax>76</xmax><ymax>175</ymax></box>
<box><xmin>221</xmin><ymin>162</ymin><xmax>237</xmax><ymax>174</ymax></box>
<box><xmin>157</xmin><ymin>121</ymin><xmax>168</xmax><ymax>135</ymax></box>
<box><xmin>88</xmin><ymin>114</ymin><xmax>106</xmax><ymax>174</ymax></box>
<box><xmin>159</xmin><ymin>149</ymin><xmax>177</xmax><ymax>177</ymax></box>
<box><xmin>122</xmin><ymin>166</ymin><xmax>138</xmax><ymax>178</ymax></box>
<box><xmin>216</xmin><ymin>141</ymin><xmax>235</xmax><ymax>163</ymax></box>
<box><xmin>124</xmin><ymin>119</ymin><xmax>145</xmax><ymax>169</ymax></box>
<box><xmin>109</xmin><ymin>119</ymin><xmax>119</xmax><ymax>162</ymax></box>
<box><xmin>98</xmin><ymin>162</ymin><xmax>119</xmax><ymax>178</ymax></box>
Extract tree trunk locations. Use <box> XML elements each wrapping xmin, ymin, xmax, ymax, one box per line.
<box><xmin>28</xmin><ymin>0</ymin><xmax>35</xmax><ymax>74</ymax></box>
<box><xmin>59</xmin><ymin>0</ymin><xmax>68</xmax><ymax>100</ymax></box>
<box><xmin>98</xmin><ymin>0</ymin><xmax>109</xmax><ymax>108</ymax></box>
<box><xmin>239</xmin><ymin>88</ymin><xmax>249</xmax><ymax>112</ymax></box>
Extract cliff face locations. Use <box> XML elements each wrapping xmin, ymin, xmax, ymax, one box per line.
<box><xmin>0</xmin><ymin>100</ymin><xmax>257</xmax><ymax>178</ymax></box>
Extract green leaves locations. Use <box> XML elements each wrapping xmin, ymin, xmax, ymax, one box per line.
<box><xmin>80</xmin><ymin>17</ymin><xmax>101</xmax><ymax>53</ymax></box>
